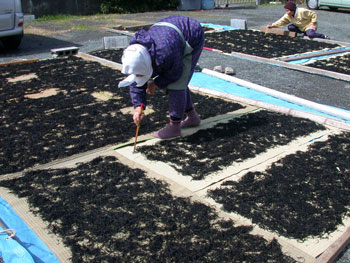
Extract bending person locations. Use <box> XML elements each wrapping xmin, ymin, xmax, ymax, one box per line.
<box><xmin>119</xmin><ymin>15</ymin><xmax>205</xmax><ymax>139</ymax></box>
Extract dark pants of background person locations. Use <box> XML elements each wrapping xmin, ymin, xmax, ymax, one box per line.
<box><xmin>288</xmin><ymin>24</ymin><xmax>326</xmax><ymax>39</ymax></box>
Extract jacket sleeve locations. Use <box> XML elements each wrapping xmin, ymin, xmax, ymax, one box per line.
<box><xmin>129</xmin><ymin>83</ymin><xmax>147</xmax><ymax>108</ymax></box>
<box><xmin>271</xmin><ymin>14</ymin><xmax>291</xmax><ymax>27</ymax></box>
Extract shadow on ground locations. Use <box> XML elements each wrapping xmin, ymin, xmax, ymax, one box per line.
<box><xmin>0</xmin><ymin>34</ymin><xmax>81</xmax><ymax>57</ymax></box>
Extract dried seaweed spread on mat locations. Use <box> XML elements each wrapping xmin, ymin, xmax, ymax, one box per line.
<box><xmin>204</xmin><ymin>30</ymin><xmax>339</xmax><ymax>58</ymax></box>
<box><xmin>306</xmin><ymin>53</ymin><xmax>350</xmax><ymax>75</ymax></box>
<box><xmin>89</xmin><ymin>49</ymin><xmax>123</xmax><ymax>64</ymax></box>
<box><xmin>209</xmin><ymin>132</ymin><xmax>350</xmax><ymax>240</ymax></box>
<box><xmin>0</xmin><ymin>156</ymin><xmax>295</xmax><ymax>263</ymax></box>
<box><xmin>0</xmin><ymin>56</ymin><xmax>243</xmax><ymax>175</ymax></box>
<box><xmin>138</xmin><ymin>110</ymin><xmax>326</xmax><ymax>180</ymax></box>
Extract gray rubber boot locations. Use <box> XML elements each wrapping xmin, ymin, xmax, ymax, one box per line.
<box><xmin>152</xmin><ymin>121</ymin><xmax>181</xmax><ymax>139</ymax></box>
<box><xmin>180</xmin><ymin>109</ymin><xmax>201</xmax><ymax>129</ymax></box>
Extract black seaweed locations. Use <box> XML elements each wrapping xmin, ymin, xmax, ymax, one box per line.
<box><xmin>89</xmin><ymin>49</ymin><xmax>123</xmax><ymax>64</ymax></box>
<box><xmin>306</xmin><ymin>53</ymin><xmax>350</xmax><ymax>75</ymax></box>
<box><xmin>0</xmin><ymin>56</ymin><xmax>243</xmax><ymax>175</ymax></box>
<box><xmin>208</xmin><ymin>132</ymin><xmax>350</xmax><ymax>240</ymax></box>
<box><xmin>138</xmin><ymin>110</ymin><xmax>326</xmax><ymax>180</ymax></box>
<box><xmin>0</xmin><ymin>156</ymin><xmax>295</xmax><ymax>263</ymax></box>
<box><xmin>204</xmin><ymin>30</ymin><xmax>339</xmax><ymax>58</ymax></box>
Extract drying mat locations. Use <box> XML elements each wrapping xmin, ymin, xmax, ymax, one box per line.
<box><xmin>0</xmin><ymin>56</ymin><xmax>244</xmax><ymax>175</ymax></box>
<box><xmin>116</xmin><ymin>108</ymin><xmax>330</xmax><ymax>192</ymax></box>
<box><xmin>0</xmin><ymin>187</ymin><xmax>72</xmax><ymax>263</ymax></box>
<box><xmin>204</xmin><ymin>29</ymin><xmax>339</xmax><ymax>59</ymax></box>
<box><xmin>87</xmin><ymin>49</ymin><xmax>123</xmax><ymax>64</ymax></box>
<box><xmin>305</xmin><ymin>52</ymin><xmax>350</xmax><ymax>75</ymax></box>
<box><xmin>0</xmin><ymin>112</ymin><xmax>339</xmax><ymax>263</ymax></box>
<box><xmin>116</xmin><ymin>116</ymin><xmax>348</xmax><ymax>260</ymax></box>
<box><xmin>203</xmin><ymin>30</ymin><xmax>349</xmax><ymax>82</ymax></box>
<box><xmin>114</xmin><ymin>150</ymin><xmax>316</xmax><ymax>263</ymax></box>
<box><xmin>202</xmin><ymin>193</ymin><xmax>350</xmax><ymax>262</ymax></box>
<box><xmin>203</xmin><ymin>130</ymin><xmax>350</xmax><ymax>259</ymax></box>
<box><xmin>0</xmin><ymin>155</ymin><xmax>297</xmax><ymax>263</ymax></box>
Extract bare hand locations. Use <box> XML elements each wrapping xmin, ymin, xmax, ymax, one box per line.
<box><xmin>146</xmin><ymin>80</ymin><xmax>158</xmax><ymax>95</ymax></box>
<box><xmin>133</xmin><ymin>106</ymin><xmax>145</xmax><ymax>125</ymax></box>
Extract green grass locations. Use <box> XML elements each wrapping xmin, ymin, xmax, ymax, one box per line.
<box><xmin>35</xmin><ymin>14</ymin><xmax>80</xmax><ymax>22</ymax></box>
<box><xmin>29</xmin><ymin>14</ymin><xmax>106</xmax><ymax>31</ymax></box>
<box><xmin>34</xmin><ymin>13</ymin><xmax>118</xmax><ymax>22</ymax></box>
<box><xmin>71</xmin><ymin>24</ymin><xmax>95</xmax><ymax>31</ymax></box>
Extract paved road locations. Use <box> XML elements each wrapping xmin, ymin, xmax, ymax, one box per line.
<box><xmin>1</xmin><ymin>5</ymin><xmax>349</xmax><ymax>262</ymax></box>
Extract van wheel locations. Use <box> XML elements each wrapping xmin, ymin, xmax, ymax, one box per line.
<box><xmin>1</xmin><ymin>34</ymin><xmax>23</xmax><ymax>49</ymax></box>
<box><xmin>306</xmin><ymin>0</ymin><xmax>319</xmax><ymax>9</ymax></box>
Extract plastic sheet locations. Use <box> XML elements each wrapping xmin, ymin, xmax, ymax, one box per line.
<box><xmin>279</xmin><ymin>47</ymin><xmax>350</xmax><ymax>65</ymax></box>
<box><xmin>190</xmin><ymin>72</ymin><xmax>350</xmax><ymax>123</ymax></box>
<box><xmin>0</xmin><ymin>227</ymin><xmax>35</xmax><ymax>263</ymax></box>
<box><xmin>0</xmin><ymin>197</ymin><xmax>60</xmax><ymax>263</ymax></box>
<box><xmin>200</xmin><ymin>23</ymin><xmax>236</xmax><ymax>31</ymax></box>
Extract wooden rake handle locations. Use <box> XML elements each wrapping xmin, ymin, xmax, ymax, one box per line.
<box><xmin>133</xmin><ymin>103</ymin><xmax>144</xmax><ymax>152</ymax></box>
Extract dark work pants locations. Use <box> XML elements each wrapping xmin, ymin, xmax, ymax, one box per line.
<box><xmin>288</xmin><ymin>24</ymin><xmax>326</xmax><ymax>39</ymax></box>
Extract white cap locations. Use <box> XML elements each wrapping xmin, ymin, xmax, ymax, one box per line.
<box><xmin>118</xmin><ymin>44</ymin><xmax>153</xmax><ymax>88</ymax></box>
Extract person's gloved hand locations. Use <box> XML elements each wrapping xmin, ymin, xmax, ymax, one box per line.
<box><xmin>133</xmin><ymin>105</ymin><xmax>145</xmax><ymax>125</ymax></box>
<box><xmin>146</xmin><ymin>79</ymin><xmax>158</xmax><ymax>95</ymax></box>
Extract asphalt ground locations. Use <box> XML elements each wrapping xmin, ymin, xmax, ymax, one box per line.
<box><xmin>0</xmin><ymin>4</ymin><xmax>349</xmax><ymax>262</ymax></box>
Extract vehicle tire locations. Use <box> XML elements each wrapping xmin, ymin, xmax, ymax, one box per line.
<box><xmin>1</xmin><ymin>34</ymin><xmax>23</xmax><ymax>50</ymax></box>
<box><xmin>306</xmin><ymin>0</ymin><xmax>319</xmax><ymax>9</ymax></box>
<box><xmin>329</xmin><ymin>6</ymin><xmax>338</xmax><ymax>10</ymax></box>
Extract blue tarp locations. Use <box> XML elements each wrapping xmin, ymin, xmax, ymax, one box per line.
<box><xmin>190</xmin><ymin>72</ymin><xmax>350</xmax><ymax>123</ymax></box>
<box><xmin>0</xmin><ymin>197</ymin><xmax>60</xmax><ymax>263</ymax></box>
<box><xmin>200</xmin><ymin>23</ymin><xmax>237</xmax><ymax>31</ymax></box>
<box><xmin>278</xmin><ymin>47</ymin><xmax>350</xmax><ymax>65</ymax></box>
<box><xmin>0</xmin><ymin>227</ymin><xmax>35</xmax><ymax>263</ymax></box>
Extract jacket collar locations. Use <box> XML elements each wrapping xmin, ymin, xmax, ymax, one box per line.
<box><xmin>294</xmin><ymin>8</ymin><xmax>298</xmax><ymax>17</ymax></box>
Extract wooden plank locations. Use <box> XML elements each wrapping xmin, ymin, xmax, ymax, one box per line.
<box><xmin>260</xmin><ymin>26</ymin><xmax>297</xmax><ymax>37</ymax></box>
<box><xmin>280</xmin><ymin>49</ymin><xmax>350</xmax><ymax>62</ymax></box>
<box><xmin>113</xmin><ymin>23</ymin><xmax>153</xmax><ymax>31</ymax></box>
<box><xmin>0</xmin><ymin>58</ymin><xmax>39</xmax><ymax>66</ymax></box>
<box><xmin>76</xmin><ymin>52</ymin><xmax>122</xmax><ymax>71</ymax></box>
<box><xmin>316</xmin><ymin>228</ymin><xmax>350</xmax><ymax>263</ymax></box>
<box><xmin>105</xmin><ymin>28</ymin><xmax>135</xmax><ymax>37</ymax></box>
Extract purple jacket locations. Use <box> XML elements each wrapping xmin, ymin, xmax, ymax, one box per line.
<box><xmin>128</xmin><ymin>15</ymin><xmax>204</xmax><ymax>108</ymax></box>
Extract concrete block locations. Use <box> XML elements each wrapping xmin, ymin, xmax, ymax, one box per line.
<box><xmin>230</xmin><ymin>19</ymin><xmax>247</xmax><ymax>30</ymax></box>
<box><xmin>103</xmin><ymin>36</ymin><xmax>129</xmax><ymax>49</ymax></box>
<box><xmin>123</xmin><ymin>24</ymin><xmax>153</xmax><ymax>31</ymax></box>
<box><xmin>51</xmin><ymin>47</ymin><xmax>79</xmax><ymax>58</ymax></box>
